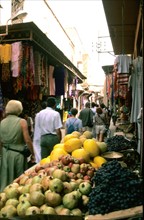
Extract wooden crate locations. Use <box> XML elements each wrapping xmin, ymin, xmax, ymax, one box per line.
<box><xmin>85</xmin><ymin>206</ymin><xmax>143</xmax><ymax>220</ymax></box>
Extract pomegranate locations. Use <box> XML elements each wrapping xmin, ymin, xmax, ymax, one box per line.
<box><xmin>5</xmin><ymin>198</ymin><xmax>19</xmax><ymax>207</ymax></box>
<box><xmin>40</xmin><ymin>204</ymin><xmax>57</xmax><ymax>215</ymax></box>
<box><xmin>49</xmin><ymin>178</ymin><xmax>64</xmax><ymax>193</ymax></box>
<box><xmin>0</xmin><ymin>205</ymin><xmax>17</xmax><ymax>218</ymax></box>
<box><xmin>17</xmin><ymin>200</ymin><xmax>31</xmax><ymax>216</ymax></box>
<box><xmin>29</xmin><ymin>191</ymin><xmax>45</xmax><ymax>206</ymax></box>
<box><xmin>45</xmin><ymin>191</ymin><xmax>62</xmax><ymax>207</ymax></box>
<box><xmin>25</xmin><ymin>206</ymin><xmax>40</xmax><ymax>215</ymax></box>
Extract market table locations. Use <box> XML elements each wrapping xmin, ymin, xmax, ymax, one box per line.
<box><xmin>86</xmin><ymin>205</ymin><xmax>143</xmax><ymax>220</ymax></box>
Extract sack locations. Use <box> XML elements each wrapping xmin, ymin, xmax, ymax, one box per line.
<box><xmin>67</xmin><ymin>124</ymin><xmax>76</xmax><ymax>134</ymax></box>
<box><xmin>21</xmin><ymin>145</ymin><xmax>31</xmax><ymax>157</ymax></box>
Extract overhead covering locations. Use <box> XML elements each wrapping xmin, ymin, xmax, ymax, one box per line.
<box><xmin>102</xmin><ymin>0</ymin><xmax>141</xmax><ymax>55</ymax></box>
<box><xmin>0</xmin><ymin>22</ymin><xmax>86</xmax><ymax>83</ymax></box>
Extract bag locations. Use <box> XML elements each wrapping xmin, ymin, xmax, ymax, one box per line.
<box><xmin>87</xmin><ymin>120</ymin><xmax>93</xmax><ymax>127</ymax></box>
<box><xmin>67</xmin><ymin>119</ymin><xmax>77</xmax><ymax>134</ymax></box>
<box><xmin>87</xmin><ymin>110</ymin><xmax>93</xmax><ymax>127</ymax></box>
<box><xmin>21</xmin><ymin>145</ymin><xmax>31</xmax><ymax>157</ymax></box>
<box><xmin>67</xmin><ymin>124</ymin><xmax>75</xmax><ymax>134</ymax></box>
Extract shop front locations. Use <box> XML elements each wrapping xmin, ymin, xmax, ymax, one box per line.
<box><xmin>0</xmin><ymin>21</ymin><xmax>86</xmax><ymax>121</ymax></box>
<box><xmin>102</xmin><ymin>0</ymin><xmax>143</xmax><ymax>174</ymax></box>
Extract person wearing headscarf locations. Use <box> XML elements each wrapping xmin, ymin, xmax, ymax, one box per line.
<box><xmin>0</xmin><ymin>100</ymin><xmax>35</xmax><ymax>191</ymax></box>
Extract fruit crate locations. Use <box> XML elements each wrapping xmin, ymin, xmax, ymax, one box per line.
<box><xmin>85</xmin><ymin>205</ymin><xmax>143</xmax><ymax>220</ymax></box>
<box><xmin>0</xmin><ymin>214</ymin><xmax>84</xmax><ymax>220</ymax></box>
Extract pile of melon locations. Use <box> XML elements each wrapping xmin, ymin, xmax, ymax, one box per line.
<box><xmin>41</xmin><ymin>131</ymin><xmax>107</xmax><ymax>169</ymax></box>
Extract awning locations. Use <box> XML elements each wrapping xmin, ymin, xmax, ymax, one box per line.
<box><xmin>102</xmin><ymin>0</ymin><xmax>141</xmax><ymax>55</ymax></box>
<box><xmin>0</xmin><ymin>22</ymin><xmax>86</xmax><ymax>83</ymax></box>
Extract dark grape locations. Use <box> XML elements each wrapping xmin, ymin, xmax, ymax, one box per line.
<box><xmin>88</xmin><ymin>160</ymin><xmax>143</xmax><ymax>215</ymax></box>
<box><xmin>106</xmin><ymin>135</ymin><xmax>132</xmax><ymax>152</ymax></box>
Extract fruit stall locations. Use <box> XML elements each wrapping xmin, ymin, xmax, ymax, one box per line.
<box><xmin>0</xmin><ymin>131</ymin><xmax>143</xmax><ymax>219</ymax></box>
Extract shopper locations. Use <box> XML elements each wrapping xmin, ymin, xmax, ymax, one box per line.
<box><xmin>78</xmin><ymin>102</ymin><xmax>94</xmax><ymax>132</ymax></box>
<box><xmin>91</xmin><ymin>102</ymin><xmax>98</xmax><ymax>138</ymax></box>
<box><xmin>33</xmin><ymin>97</ymin><xmax>62</xmax><ymax>160</ymax></box>
<box><xmin>0</xmin><ymin>100</ymin><xmax>35</xmax><ymax>191</ymax></box>
<box><xmin>100</xmin><ymin>103</ymin><xmax>111</xmax><ymax>128</ymax></box>
<box><xmin>65</xmin><ymin>108</ymin><xmax>82</xmax><ymax>135</ymax></box>
<box><xmin>94</xmin><ymin>107</ymin><xmax>107</xmax><ymax>142</ymax></box>
<box><xmin>23</xmin><ymin>110</ymin><xmax>34</xmax><ymax>138</ymax></box>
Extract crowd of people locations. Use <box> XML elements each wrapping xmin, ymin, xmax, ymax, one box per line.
<box><xmin>0</xmin><ymin>97</ymin><xmax>112</xmax><ymax>191</ymax></box>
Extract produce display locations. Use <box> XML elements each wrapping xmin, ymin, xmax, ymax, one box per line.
<box><xmin>0</xmin><ymin>131</ymin><xmax>143</xmax><ymax>219</ymax></box>
<box><xmin>106</xmin><ymin>135</ymin><xmax>134</xmax><ymax>152</ymax></box>
<box><xmin>0</xmin><ymin>154</ymin><xmax>95</xmax><ymax>218</ymax></box>
<box><xmin>88</xmin><ymin>160</ymin><xmax>143</xmax><ymax>215</ymax></box>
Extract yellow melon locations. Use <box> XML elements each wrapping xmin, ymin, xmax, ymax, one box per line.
<box><xmin>72</xmin><ymin>148</ymin><xmax>90</xmax><ymax>163</ymax></box>
<box><xmin>90</xmin><ymin>161</ymin><xmax>98</xmax><ymax>169</ymax></box>
<box><xmin>83</xmin><ymin>131</ymin><xmax>93</xmax><ymax>139</ymax></box>
<box><xmin>83</xmin><ymin>139</ymin><xmax>100</xmax><ymax>157</ymax></box>
<box><xmin>93</xmin><ymin>156</ymin><xmax>107</xmax><ymax>168</ymax></box>
<box><xmin>79</xmin><ymin>135</ymin><xmax>87</xmax><ymax>144</ymax></box>
<box><xmin>64</xmin><ymin>138</ymin><xmax>82</xmax><ymax>153</ymax></box>
<box><xmin>40</xmin><ymin>156</ymin><xmax>50</xmax><ymax>165</ymax></box>
<box><xmin>53</xmin><ymin>143</ymin><xmax>65</xmax><ymax>150</ymax></box>
<box><xmin>63</xmin><ymin>134</ymin><xmax>76</xmax><ymax>142</ymax></box>
<box><xmin>72</xmin><ymin>131</ymin><xmax>81</xmax><ymax>138</ymax></box>
<box><xmin>50</xmin><ymin>148</ymin><xmax>68</xmax><ymax>161</ymax></box>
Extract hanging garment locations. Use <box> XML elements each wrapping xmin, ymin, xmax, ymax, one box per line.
<box><xmin>129</xmin><ymin>56</ymin><xmax>143</xmax><ymax>123</ymax></box>
<box><xmin>0</xmin><ymin>83</ymin><xmax>3</xmax><ymax>111</ymax></box>
<box><xmin>33</xmin><ymin>51</ymin><xmax>41</xmax><ymax>85</ymax></box>
<box><xmin>53</xmin><ymin>66</ymin><xmax>65</xmax><ymax>96</ymax></box>
<box><xmin>11</xmin><ymin>41</ymin><xmax>23</xmax><ymax>77</ymax></box>
<box><xmin>49</xmin><ymin>65</ymin><xmax>55</xmax><ymax>96</ymax></box>
<box><xmin>0</xmin><ymin>44</ymin><xmax>11</xmax><ymax>63</ymax></box>
<box><xmin>114</xmin><ymin>55</ymin><xmax>132</xmax><ymax>74</ymax></box>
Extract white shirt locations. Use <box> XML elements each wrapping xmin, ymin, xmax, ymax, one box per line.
<box><xmin>33</xmin><ymin>107</ymin><xmax>62</xmax><ymax>162</ymax></box>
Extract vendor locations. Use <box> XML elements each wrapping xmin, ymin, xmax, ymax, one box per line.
<box><xmin>120</xmin><ymin>100</ymin><xmax>130</xmax><ymax>123</ymax></box>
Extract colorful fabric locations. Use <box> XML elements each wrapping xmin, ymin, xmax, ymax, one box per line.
<box><xmin>11</xmin><ymin>41</ymin><xmax>22</xmax><ymax>77</ymax></box>
<box><xmin>0</xmin><ymin>44</ymin><xmax>11</xmax><ymax>63</ymax></box>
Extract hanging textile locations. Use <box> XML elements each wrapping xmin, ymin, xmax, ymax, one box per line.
<box><xmin>49</xmin><ymin>65</ymin><xmax>55</xmax><ymax>96</ymax></box>
<box><xmin>0</xmin><ymin>44</ymin><xmax>11</xmax><ymax>82</ymax></box>
<box><xmin>129</xmin><ymin>56</ymin><xmax>143</xmax><ymax>123</ymax></box>
<box><xmin>11</xmin><ymin>41</ymin><xmax>23</xmax><ymax>77</ymax></box>
<box><xmin>0</xmin><ymin>83</ymin><xmax>3</xmax><ymax>111</ymax></box>
<box><xmin>114</xmin><ymin>55</ymin><xmax>132</xmax><ymax>73</ymax></box>
<box><xmin>53</xmin><ymin>66</ymin><xmax>65</xmax><ymax>96</ymax></box>
<box><xmin>33</xmin><ymin>51</ymin><xmax>41</xmax><ymax>85</ymax></box>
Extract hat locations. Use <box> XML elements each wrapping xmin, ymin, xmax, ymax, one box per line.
<box><xmin>5</xmin><ymin>100</ymin><xmax>23</xmax><ymax>116</ymax></box>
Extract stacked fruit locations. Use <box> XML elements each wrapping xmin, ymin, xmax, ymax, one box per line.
<box><xmin>0</xmin><ymin>155</ymin><xmax>95</xmax><ymax>218</ymax></box>
<box><xmin>41</xmin><ymin>131</ymin><xmax>108</xmax><ymax>169</ymax></box>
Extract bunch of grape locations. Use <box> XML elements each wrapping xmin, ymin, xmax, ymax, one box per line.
<box><xmin>88</xmin><ymin>160</ymin><xmax>143</xmax><ymax>215</ymax></box>
<box><xmin>106</xmin><ymin>135</ymin><xmax>132</xmax><ymax>152</ymax></box>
